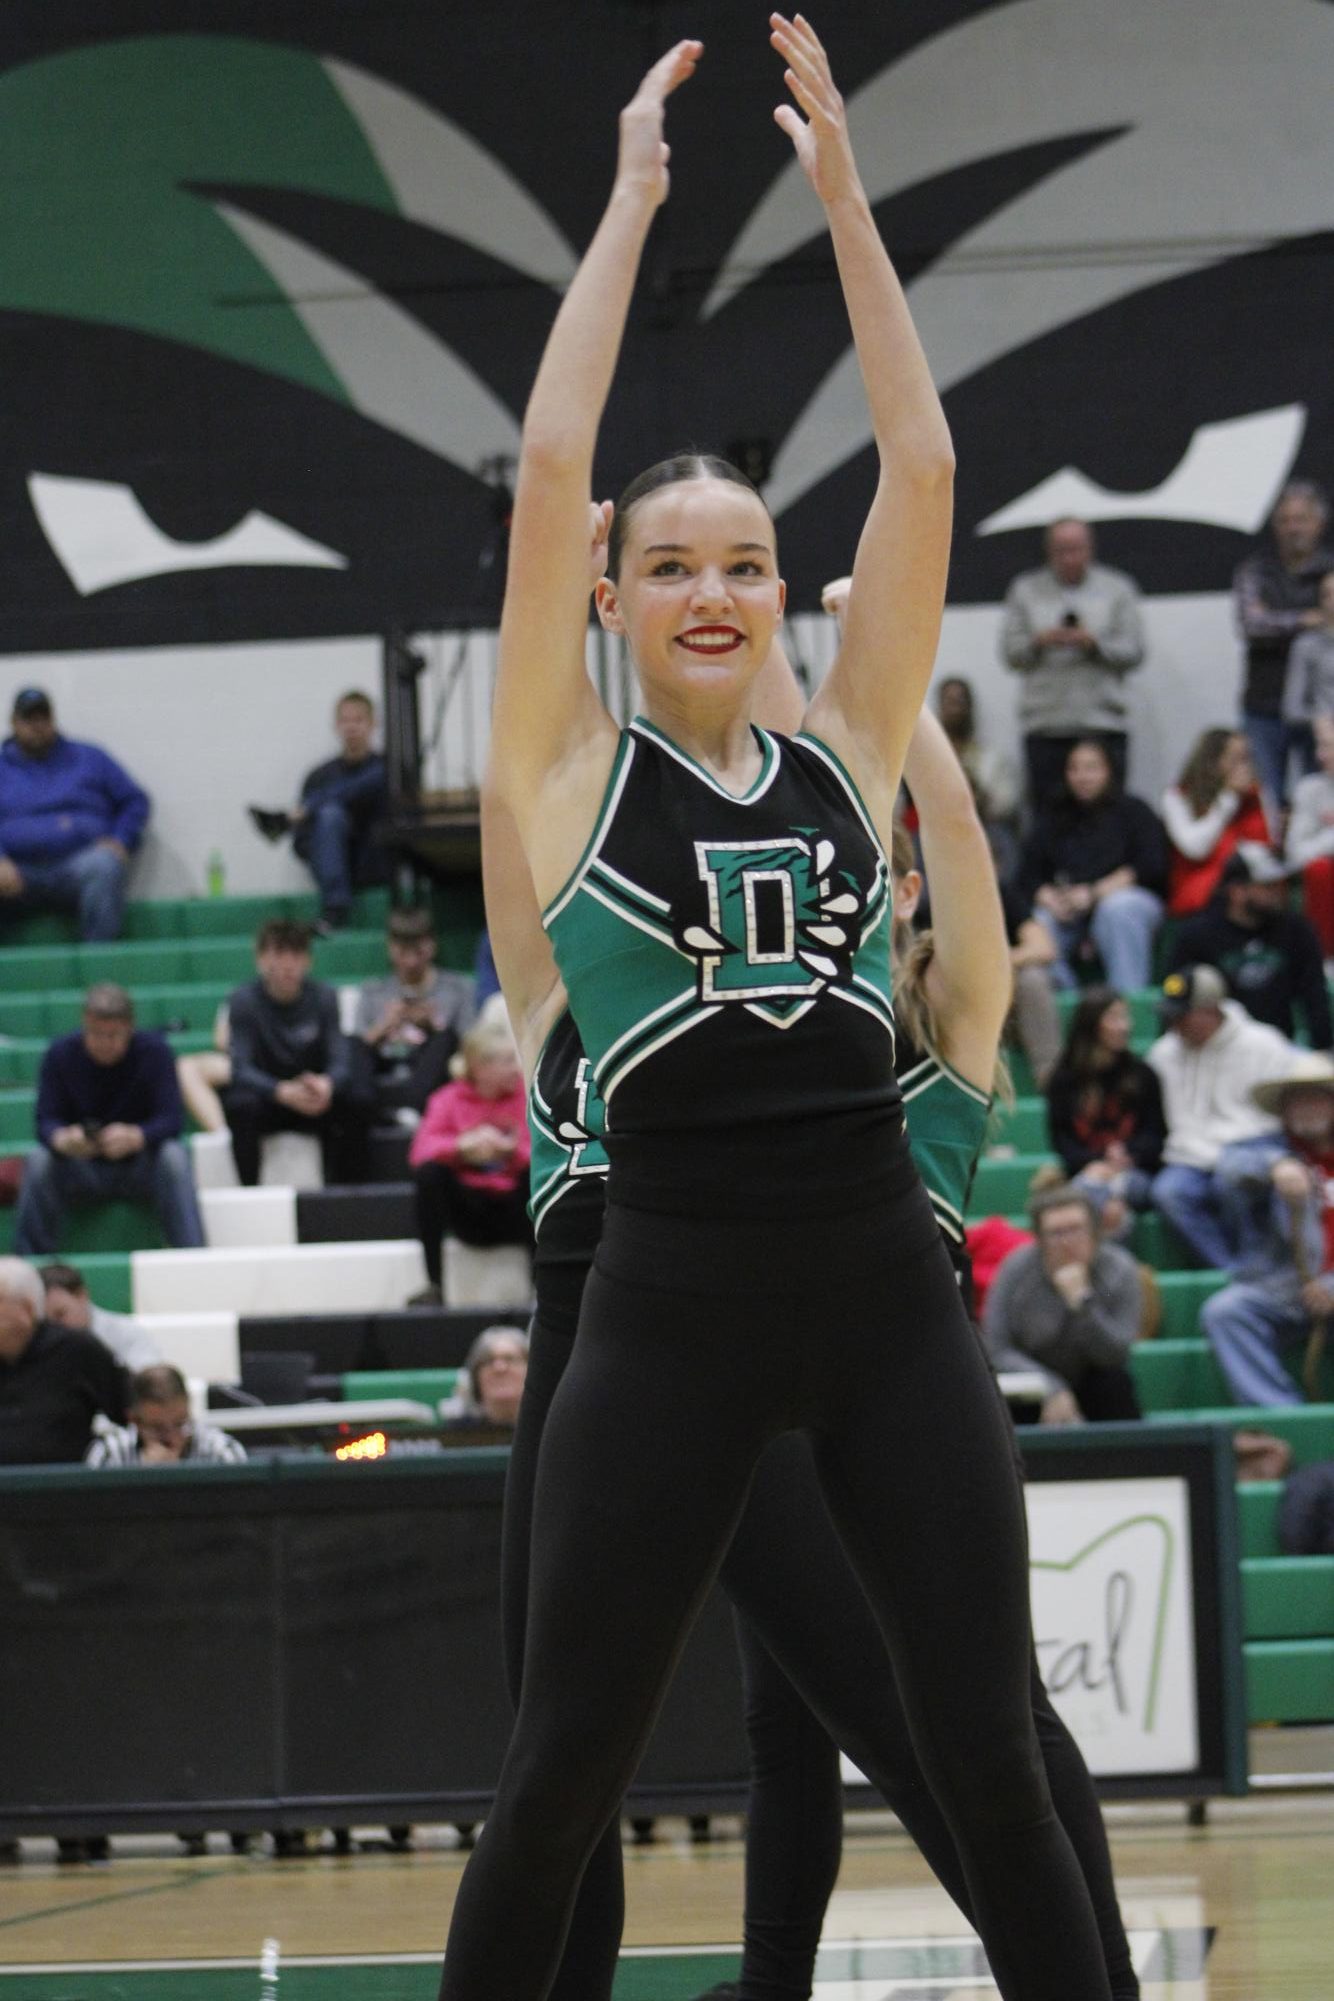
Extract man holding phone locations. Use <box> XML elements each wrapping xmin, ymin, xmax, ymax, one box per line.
<box><xmin>1000</xmin><ymin>516</ymin><xmax>1147</xmax><ymax>809</ymax></box>
<box><xmin>13</xmin><ymin>983</ymin><xmax>205</xmax><ymax>1253</ymax></box>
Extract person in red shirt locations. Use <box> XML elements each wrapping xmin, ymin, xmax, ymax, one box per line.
<box><xmin>408</xmin><ymin>999</ymin><xmax>532</xmax><ymax>1303</ymax></box>
<box><xmin>1161</xmin><ymin>728</ymin><xmax>1272</xmax><ymax>917</ymax></box>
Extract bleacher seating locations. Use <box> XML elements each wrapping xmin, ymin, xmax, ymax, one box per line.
<box><xmin>4</xmin><ymin>925</ymin><xmax>1332</xmax><ymax>1736</ymax></box>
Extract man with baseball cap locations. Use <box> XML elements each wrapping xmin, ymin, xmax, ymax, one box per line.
<box><xmin>1168</xmin><ymin>840</ymin><xmax>1331</xmax><ymax>1046</ymax></box>
<box><xmin>0</xmin><ymin>688</ymin><xmax>150</xmax><ymax>941</ymax></box>
<box><xmin>1199</xmin><ymin>1054</ymin><xmax>1334</xmax><ymax>1405</ymax></box>
<box><xmin>1147</xmin><ymin>964</ymin><xmax>1296</xmax><ymax>1266</ymax></box>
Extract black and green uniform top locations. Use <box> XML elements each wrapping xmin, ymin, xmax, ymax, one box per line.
<box><xmin>893</xmin><ymin>1024</ymin><xmax>992</xmax><ymax>1250</ymax></box>
<box><xmin>542</xmin><ymin>720</ymin><xmax>899</xmax><ymax>1217</ymax></box>
<box><xmin>528</xmin><ymin>1008</ymin><xmax>992</xmax><ymax>1274</ymax></box>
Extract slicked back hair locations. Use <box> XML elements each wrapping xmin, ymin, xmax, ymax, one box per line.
<box><xmin>606</xmin><ymin>453</ymin><xmax>769</xmax><ymax>581</ymax></box>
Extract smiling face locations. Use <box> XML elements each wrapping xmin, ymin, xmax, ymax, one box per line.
<box><xmin>596</xmin><ymin>478</ymin><xmax>785</xmax><ymax>715</ymax></box>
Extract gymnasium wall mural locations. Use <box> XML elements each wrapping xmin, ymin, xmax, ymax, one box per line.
<box><xmin>0</xmin><ymin>0</ymin><xmax>1331</xmax><ymax>657</ymax></box>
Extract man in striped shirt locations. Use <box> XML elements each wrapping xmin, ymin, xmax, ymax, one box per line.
<box><xmin>86</xmin><ymin>1364</ymin><xmax>246</xmax><ymax>1466</ymax></box>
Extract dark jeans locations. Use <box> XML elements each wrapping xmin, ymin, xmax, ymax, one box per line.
<box><xmin>292</xmin><ymin>805</ymin><xmax>385</xmax><ymax>919</ymax></box>
<box><xmin>1069</xmin><ymin>1361</ymin><xmax>1142</xmax><ymax>1422</ymax></box>
<box><xmin>0</xmin><ymin>842</ymin><xmax>128</xmax><ymax>942</ymax></box>
<box><xmin>13</xmin><ymin>1141</ymin><xmax>205</xmax><ymax>1253</ymax></box>
<box><xmin>413</xmin><ymin>1161</ymin><xmax>532</xmax><ymax>1288</ymax></box>
<box><xmin>1024</xmin><ymin>731</ymin><xmax>1128</xmax><ymax>813</ymax></box>
<box><xmin>349</xmin><ymin>1031</ymin><xmax>460</xmax><ymax>1117</ymax></box>
<box><xmin>1243</xmin><ymin>711</ymin><xmax>1316</xmax><ymax>811</ymax></box>
<box><xmin>223</xmin><ymin>1087</ymin><xmax>372</xmax><ymax>1187</ymax></box>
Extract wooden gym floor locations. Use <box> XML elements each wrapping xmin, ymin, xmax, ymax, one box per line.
<box><xmin>2</xmin><ymin>1737</ymin><xmax>1332</xmax><ymax>1999</ymax></box>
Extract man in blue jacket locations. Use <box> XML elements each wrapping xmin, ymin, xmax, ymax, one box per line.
<box><xmin>13</xmin><ymin>983</ymin><xmax>205</xmax><ymax>1254</ymax></box>
<box><xmin>0</xmin><ymin>687</ymin><xmax>150</xmax><ymax>940</ymax></box>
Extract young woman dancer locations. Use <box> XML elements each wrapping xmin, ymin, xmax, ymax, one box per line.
<box><xmin>439</xmin><ymin>19</ymin><xmax>1110</xmax><ymax>1999</ymax></box>
<box><xmin>492</xmin><ymin>692</ymin><xmax>1139</xmax><ymax>2001</ymax></box>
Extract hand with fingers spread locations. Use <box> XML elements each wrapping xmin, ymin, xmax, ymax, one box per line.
<box><xmin>770</xmin><ymin>13</ymin><xmax>861</xmax><ymax>205</ymax></box>
<box><xmin>616</xmin><ymin>39</ymin><xmax>702</xmax><ymax>208</ymax></box>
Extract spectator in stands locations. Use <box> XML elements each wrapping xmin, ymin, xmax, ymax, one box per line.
<box><xmin>1162</xmin><ymin>728</ymin><xmax>1272</xmax><ymax>917</ymax></box>
<box><xmin>85</xmin><ymin>1363</ymin><xmax>246</xmax><ymax>1465</ymax></box>
<box><xmin>1286</xmin><ymin>713</ymin><xmax>1334</xmax><ymax>962</ymax></box>
<box><xmin>1198</xmin><ymin>1055</ymin><xmax>1334</xmax><ymax>1408</ymax></box>
<box><xmin>450</xmin><ymin>1326</ymin><xmax>530</xmax><ymax>1431</ymax></box>
<box><xmin>248</xmin><ymin>690</ymin><xmax>387</xmax><ymax>932</ymax></box>
<box><xmin>934</xmin><ymin>676</ymin><xmax>1021</xmax><ymax>874</ymax></box>
<box><xmin>999</xmin><ymin>879</ymin><xmax>1063</xmax><ymax>1089</ymax></box>
<box><xmin>408</xmin><ymin>1002</ymin><xmax>532</xmax><ymax>1305</ymax></box>
<box><xmin>0</xmin><ymin>687</ymin><xmax>150</xmax><ymax>942</ymax></box>
<box><xmin>13</xmin><ymin>985</ymin><xmax>205</xmax><ymax>1255</ymax></box>
<box><xmin>1233</xmin><ymin>481</ymin><xmax>1333</xmax><ymax>807</ymax></box>
<box><xmin>473</xmin><ymin>930</ymin><xmax>501</xmax><ymax>1009</ymax></box>
<box><xmin>1016</xmin><ymin>738</ymin><xmax>1168</xmax><ymax>992</ymax></box>
<box><xmin>1045</xmin><ymin>988</ymin><xmax>1166</xmax><ymax>1237</ymax></box>
<box><xmin>1281</xmin><ymin>569</ymin><xmax>1334</xmax><ymax>738</ymax></box>
<box><xmin>223</xmin><ymin>919</ymin><xmax>372</xmax><ymax>1186</ymax></box>
<box><xmin>1168</xmin><ymin>842</ymin><xmax>1331</xmax><ymax>1048</ymax></box>
<box><xmin>999</xmin><ymin>518</ymin><xmax>1145</xmax><ymax>806</ymax></box>
<box><xmin>982</xmin><ymin>1186</ymin><xmax>1143</xmax><ymax>1423</ymax></box>
<box><xmin>354</xmin><ymin>907</ymin><xmax>476</xmax><ymax>1116</ymax></box>
<box><xmin>0</xmin><ymin>1257</ymin><xmax>127</xmax><ymax>1463</ymax></box>
<box><xmin>1147</xmin><ymin>965</ymin><xmax>1294</xmax><ymax>1267</ymax></box>
<box><xmin>40</xmin><ymin>1261</ymin><xmax>162</xmax><ymax>1372</ymax></box>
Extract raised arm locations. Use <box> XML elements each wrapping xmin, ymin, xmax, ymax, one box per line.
<box><xmin>490</xmin><ymin>41</ymin><xmax>702</xmax><ymax>840</ymax></box>
<box><xmin>903</xmin><ymin>706</ymin><xmax>1012</xmax><ymax>1089</ymax></box>
<box><xmin>775</xmin><ymin>15</ymin><xmax>954</xmax><ymax>837</ymax></box>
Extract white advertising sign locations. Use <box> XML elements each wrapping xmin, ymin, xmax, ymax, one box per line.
<box><xmin>841</xmin><ymin>1474</ymin><xmax>1200</xmax><ymax>1788</ymax></box>
<box><xmin>1026</xmin><ymin>1476</ymin><xmax>1199</xmax><ymax>1775</ymax></box>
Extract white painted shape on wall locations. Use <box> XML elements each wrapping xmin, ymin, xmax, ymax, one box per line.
<box><xmin>975</xmin><ymin>406</ymin><xmax>1307</xmax><ymax>537</ymax></box>
<box><xmin>28</xmin><ymin>473</ymin><xmax>348</xmax><ymax>596</ymax></box>
<box><xmin>322</xmin><ymin>58</ymin><xmax>577</xmax><ymax>287</ymax></box>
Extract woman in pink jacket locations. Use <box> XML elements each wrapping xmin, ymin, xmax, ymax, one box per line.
<box><xmin>409</xmin><ymin>1000</ymin><xmax>532</xmax><ymax>1303</ymax></box>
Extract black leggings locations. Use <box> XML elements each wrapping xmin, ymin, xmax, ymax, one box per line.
<box><xmin>440</xmin><ymin>1187</ymin><xmax>1112</xmax><ymax>2001</ymax></box>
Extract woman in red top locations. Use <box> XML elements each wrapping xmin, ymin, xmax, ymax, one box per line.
<box><xmin>409</xmin><ymin>1000</ymin><xmax>532</xmax><ymax>1301</ymax></box>
<box><xmin>1162</xmin><ymin>728</ymin><xmax>1271</xmax><ymax>916</ymax></box>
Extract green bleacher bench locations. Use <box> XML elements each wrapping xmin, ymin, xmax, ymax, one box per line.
<box><xmin>988</xmin><ymin>1097</ymin><xmax>1049</xmax><ymax>1154</ymax></box>
<box><xmin>1245</xmin><ymin>1639</ymin><xmax>1334</xmax><ymax>1723</ymax></box>
<box><xmin>1130</xmin><ymin>1339</ymin><xmax>1231</xmax><ymax>1412</ymax></box>
<box><xmin>18</xmin><ymin>1250</ymin><xmax>132</xmax><ymax>1314</ymax></box>
<box><xmin>1243</xmin><ymin>1557</ymin><xmax>1334</xmax><ymax>1640</ymax></box>
<box><xmin>1238</xmin><ymin>1482</ymin><xmax>1283</xmax><ymax>1558</ymax></box>
<box><xmin>2</xmin><ymin>1202</ymin><xmax>165</xmax><ymax>1259</ymax></box>
<box><xmin>343</xmin><ymin>1368</ymin><xmax>463</xmax><ymax>1410</ymax></box>
<box><xmin>968</xmin><ymin>1152</ymin><xmax>1059</xmax><ymax>1216</ymax></box>
<box><xmin>1151</xmin><ymin>1270</ymin><xmax>1227</xmax><ymax>1341</ymax></box>
<box><xmin>0</xmin><ymin>888</ymin><xmax>394</xmax><ymax>949</ymax></box>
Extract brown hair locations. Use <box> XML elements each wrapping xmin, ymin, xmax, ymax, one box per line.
<box><xmin>84</xmin><ymin>982</ymin><xmax>134</xmax><ymax>1022</ymax></box>
<box><xmin>335</xmin><ymin>689</ymin><xmax>373</xmax><ymax>715</ymax></box>
<box><xmin>606</xmin><ymin>452</ymin><xmax>769</xmax><ymax>581</ymax></box>
<box><xmin>1175</xmin><ymin>727</ymin><xmax>1236</xmax><ymax>818</ymax></box>
<box><xmin>255</xmin><ymin>918</ymin><xmax>312</xmax><ymax>955</ymax></box>
<box><xmin>387</xmin><ymin>906</ymin><xmax>434</xmax><ymax>945</ymax></box>
<box><xmin>888</xmin><ymin>818</ymin><xmax>1011</xmax><ymax>1109</ymax></box>
<box><xmin>131</xmin><ymin>1364</ymin><xmax>189</xmax><ymax>1404</ymax></box>
<box><xmin>1028</xmin><ymin>1183</ymin><xmax>1099</xmax><ymax>1234</ymax></box>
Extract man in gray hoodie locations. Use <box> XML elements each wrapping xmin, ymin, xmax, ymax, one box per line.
<box><xmin>1000</xmin><ymin>517</ymin><xmax>1146</xmax><ymax>808</ymax></box>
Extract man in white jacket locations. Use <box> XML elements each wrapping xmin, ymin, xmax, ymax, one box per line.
<box><xmin>1148</xmin><ymin>965</ymin><xmax>1295</xmax><ymax>1266</ymax></box>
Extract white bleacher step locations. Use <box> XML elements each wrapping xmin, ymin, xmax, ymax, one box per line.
<box><xmin>442</xmin><ymin>1238</ymin><xmax>533</xmax><ymax>1310</ymax></box>
<box><xmin>130</xmin><ymin>1240</ymin><xmax>427</xmax><ymax>1317</ymax></box>
<box><xmin>136</xmin><ymin>1310</ymin><xmax>240</xmax><ymax>1386</ymax></box>
<box><xmin>190</xmin><ymin>1128</ymin><xmax>324</xmax><ymax>1193</ymax></box>
<box><xmin>200</xmin><ymin>1187</ymin><xmax>297</xmax><ymax>1250</ymax></box>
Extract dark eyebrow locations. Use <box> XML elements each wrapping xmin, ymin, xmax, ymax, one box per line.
<box><xmin>642</xmin><ymin>542</ymin><xmax>772</xmax><ymax>556</ymax></box>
